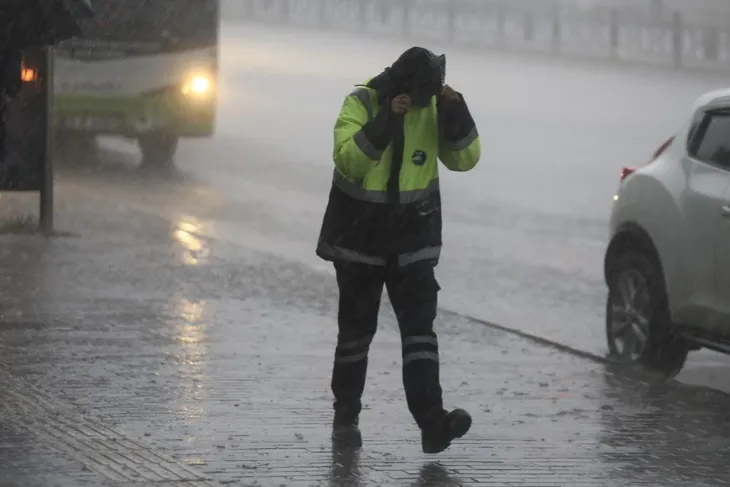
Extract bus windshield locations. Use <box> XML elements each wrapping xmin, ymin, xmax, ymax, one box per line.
<box><xmin>78</xmin><ymin>0</ymin><xmax>219</xmax><ymax>45</ymax></box>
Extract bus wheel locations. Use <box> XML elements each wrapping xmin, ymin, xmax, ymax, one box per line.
<box><xmin>139</xmin><ymin>134</ymin><xmax>178</xmax><ymax>169</ymax></box>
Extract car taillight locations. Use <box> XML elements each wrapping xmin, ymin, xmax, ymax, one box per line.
<box><xmin>619</xmin><ymin>135</ymin><xmax>675</xmax><ymax>183</ymax></box>
<box><xmin>619</xmin><ymin>167</ymin><xmax>636</xmax><ymax>181</ymax></box>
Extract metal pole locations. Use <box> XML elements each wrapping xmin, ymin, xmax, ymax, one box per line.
<box><xmin>40</xmin><ymin>46</ymin><xmax>54</xmax><ymax>236</ymax></box>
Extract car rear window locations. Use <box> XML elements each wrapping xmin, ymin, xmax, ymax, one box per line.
<box><xmin>692</xmin><ymin>113</ymin><xmax>730</xmax><ymax>169</ymax></box>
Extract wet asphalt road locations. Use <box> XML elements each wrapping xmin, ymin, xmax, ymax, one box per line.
<box><xmin>92</xmin><ymin>22</ymin><xmax>730</xmax><ymax>391</ymax></box>
<box><xmin>3</xmin><ymin>185</ymin><xmax>730</xmax><ymax>486</ymax></box>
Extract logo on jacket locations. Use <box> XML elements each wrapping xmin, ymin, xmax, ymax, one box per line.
<box><xmin>411</xmin><ymin>150</ymin><xmax>427</xmax><ymax>166</ymax></box>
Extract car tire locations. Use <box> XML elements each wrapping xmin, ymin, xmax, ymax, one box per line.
<box><xmin>606</xmin><ymin>251</ymin><xmax>689</xmax><ymax>378</ymax></box>
<box><xmin>139</xmin><ymin>134</ymin><xmax>178</xmax><ymax>169</ymax></box>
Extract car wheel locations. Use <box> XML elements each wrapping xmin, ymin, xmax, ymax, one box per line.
<box><xmin>139</xmin><ymin>134</ymin><xmax>178</xmax><ymax>169</ymax></box>
<box><xmin>606</xmin><ymin>251</ymin><xmax>689</xmax><ymax>378</ymax></box>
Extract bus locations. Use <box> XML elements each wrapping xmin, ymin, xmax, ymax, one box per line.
<box><xmin>52</xmin><ymin>0</ymin><xmax>220</xmax><ymax>167</ymax></box>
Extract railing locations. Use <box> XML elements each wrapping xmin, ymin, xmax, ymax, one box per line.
<box><xmin>221</xmin><ymin>0</ymin><xmax>730</xmax><ymax>72</ymax></box>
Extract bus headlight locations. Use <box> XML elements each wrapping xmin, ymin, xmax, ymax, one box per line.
<box><xmin>182</xmin><ymin>74</ymin><xmax>213</xmax><ymax>97</ymax></box>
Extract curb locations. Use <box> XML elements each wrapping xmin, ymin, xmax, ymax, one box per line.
<box><xmin>448</xmin><ymin>309</ymin><xmax>610</xmax><ymax>364</ymax></box>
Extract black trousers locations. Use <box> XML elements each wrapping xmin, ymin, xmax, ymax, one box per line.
<box><xmin>331</xmin><ymin>260</ymin><xmax>444</xmax><ymax>429</ymax></box>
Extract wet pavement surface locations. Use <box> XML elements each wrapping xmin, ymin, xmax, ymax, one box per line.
<box><xmin>2</xmin><ymin>185</ymin><xmax>730</xmax><ymax>486</ymax></box>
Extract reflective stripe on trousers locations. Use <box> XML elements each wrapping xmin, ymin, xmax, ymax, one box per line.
<box><xmin>317</xmin><ymin>241</ymin><xmax>441</xmax><ymax>267</ymax></box>
<box><xmin>403</xmin><ymin>335</ymin><xmax>439</xmax><ymax>365</ymax></box>
<box><xmin>335</xmin><ymin>335</ymin><xmax>374</xmax><ymax>364</ymax></box>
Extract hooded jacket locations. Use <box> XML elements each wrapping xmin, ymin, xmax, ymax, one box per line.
<box><xmin>316</xmin><ymin>47</ymin><xmax>481</xmax><ymax>268</ymax></box>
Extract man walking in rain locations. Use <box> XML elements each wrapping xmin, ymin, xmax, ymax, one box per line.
<box><xmin>316</xmin><ymin>46</ymin><xmax>481</xmax><ymax>453</ymax></box>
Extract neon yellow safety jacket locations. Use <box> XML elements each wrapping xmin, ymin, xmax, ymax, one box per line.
<box><xmin>316</xmin><ymin>81</ymin><xmax>481</xmax><ymax>267</ymax></box>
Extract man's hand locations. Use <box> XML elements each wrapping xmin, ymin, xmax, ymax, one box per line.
<box><xmin>440</xmin><ymin>85</ymin><xmax>461</xmax><ymax>103</ymax></box>
<box><xmin>391</xmin><ymin>94</ymin><xmax>411</xmax><ymax>115</ymax></box>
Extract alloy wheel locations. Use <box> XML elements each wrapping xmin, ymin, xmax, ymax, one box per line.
<box><xmin>609</xmin><ymin>269</ymin><xmax>652</xmax><ymax>362</ymax></box>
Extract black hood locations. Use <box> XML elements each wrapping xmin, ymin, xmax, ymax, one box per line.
<box><xmin>367</xmin><ymin>46</ymin><xmax>445</xmax><ymax>107</ymax></box>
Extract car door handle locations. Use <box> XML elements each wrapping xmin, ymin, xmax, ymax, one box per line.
<box><xmin>722</xmin><ymin>205</ymin><xmax>730</xmax><ymax>217</ymax></box>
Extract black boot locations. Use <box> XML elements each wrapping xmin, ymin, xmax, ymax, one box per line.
<box><xmin>332</xmin><ymin>414</ymin><xmax>362</xmax><ymax>449</ymax></box>
<box><xmin>421</xmin><ymin>408</ymin><xmax>472</xmax><ymax>454</ymax></box>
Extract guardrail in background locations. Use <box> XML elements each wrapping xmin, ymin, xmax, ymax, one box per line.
<box><xmin>221</xmin><ymin>0</ymin><xmax>730</xmax><ymax>72</ymax></box>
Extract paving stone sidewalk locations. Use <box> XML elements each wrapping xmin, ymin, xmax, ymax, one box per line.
<box><xmin>1</xmin><ymin>185</ymin><xmax>730</xmax><ymax>486</ymax></box>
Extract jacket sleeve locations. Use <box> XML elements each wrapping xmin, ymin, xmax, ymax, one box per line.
<box><xmin>333</xmin><ymin>91</ymin><xmax>394</xmax><ymax>180</ymax></box>
<box><xmin>437</xmin><ymin>93</ymin><xmax>481</xmax><ymax>172</ymax></box>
